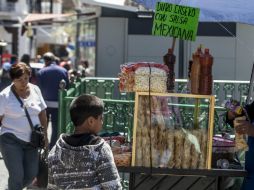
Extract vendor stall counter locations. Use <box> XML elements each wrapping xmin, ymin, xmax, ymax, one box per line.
<box><xmin>118</xmin><ymin>92</ymin><xmax>247</xmax><ymax>190</ymax></box>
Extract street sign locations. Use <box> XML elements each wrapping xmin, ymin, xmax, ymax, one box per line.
<box><xmin>79</xmin><ymin>41</ymin><xmax>96</xmax><ymax>47</ymax></box>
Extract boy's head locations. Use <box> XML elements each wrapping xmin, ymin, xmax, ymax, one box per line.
<box><xmin>70</xmin><ymin>94</ymin><xmax>104</xmax><ymax>133</ymax></box>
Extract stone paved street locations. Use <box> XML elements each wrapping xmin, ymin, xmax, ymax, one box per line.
<box><xmin>0</xmin><ymin>153</ymin><xmax>8</xmax><ymax>189</ymax></box>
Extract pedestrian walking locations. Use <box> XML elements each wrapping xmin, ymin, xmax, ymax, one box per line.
<box><xmin>48</xmin><ymin>94</ymin><xmax>122</xmax><ymax>190</ymax></box>
<box><xmin>20</xmin><ymin>54</ymin><xmax>31</xmax><ymax>67</ymax></box>
<box><xmin>0</xmin><ymin>59</ymin><xmax>12</xmax><ymax>91</ymax></box>
<box><xmin>37</xmin><ymin>52</ymin><xmax>69</xmax><ymax>149</ymax></box>
<box><xmin>0</xmin><ymin>62</ymin><xmax>48</xmax><ymax>190</ymax></box>
<box><xmin>20</xmin><ymin>54</ymin><xmax>37</xmax><ymax>84</ymax></box>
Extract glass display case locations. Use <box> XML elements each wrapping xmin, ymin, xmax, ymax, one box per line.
<box><xmin>131</xmin><ymin>92</ymin><xmax>215</xmax><ymax>169</ymax></box>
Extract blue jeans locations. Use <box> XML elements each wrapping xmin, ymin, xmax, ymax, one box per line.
<box><xmin>47</xmin><ymin>107</ymin><xmax>58</xmax><ymax>149</ymax></box>
<box><xmin>0</xmin><ymin>133</ymin><xmax>39</xmax><ymax>190</ymax></box>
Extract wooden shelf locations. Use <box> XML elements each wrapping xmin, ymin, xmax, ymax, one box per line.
<box><xmin>117</xmin><ymin>166</ymin><xmax>247</xmax><ymax>177</ymax></box>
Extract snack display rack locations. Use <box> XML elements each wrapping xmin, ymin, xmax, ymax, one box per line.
<box><xmin>131</xmin><ymin>92</ymin><xmax>215</xmax><ymax>169</ymax></box>
<box><xmin>117</xmin><ymin>60</ymin><xmax>247</xmax><ymax>189</ymax></box>
<box><xmin>116</xmin><ymin>91</ymin><xmax>247</xmax><ymax>190</ymax></box>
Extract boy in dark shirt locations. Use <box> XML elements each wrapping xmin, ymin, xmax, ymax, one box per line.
<box><xmin>48</xmin><ymin>94</ymin><xmax>122</xmax><ymax>190</ymax></box>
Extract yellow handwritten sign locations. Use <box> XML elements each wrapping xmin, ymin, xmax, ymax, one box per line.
<box><xmin>152</xmin><ymin>2</ymin><xmax>200</xmax><ymax>41</ymax></box>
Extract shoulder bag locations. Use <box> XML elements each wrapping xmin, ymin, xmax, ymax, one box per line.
<box><xmin>11</xmin><ymin>85</ymin><xmax>45</xmax><ymax>149</ymax></box>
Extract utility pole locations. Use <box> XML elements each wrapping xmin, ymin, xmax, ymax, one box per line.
<box><xmin>37</xmin><ymin>0</ymin><xmax>42</xmax><ymax>13</ymax></box>
<box><xmin>75</xmin><ymin>9</ymin><xmax>81</xmax><ymax>70</ymax></box>
<box><xmin>50</xmin><ymin>0</ymin><xmax>53</xmax><ymax>13</ymax></box>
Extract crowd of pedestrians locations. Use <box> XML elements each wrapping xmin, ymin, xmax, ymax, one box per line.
<box><xmin>0</xmin><ymin>51</ymin><xmax>118</xmax><ymax>190</ymax></box>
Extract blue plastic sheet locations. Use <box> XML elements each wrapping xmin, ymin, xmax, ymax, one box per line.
<box><xmin>134</xmin><ymin>0</ymin><xmax>254</xmax><ymax>25</ymax></box>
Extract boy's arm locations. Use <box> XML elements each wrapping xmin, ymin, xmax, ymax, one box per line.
<box><xmin>96</xmin><ymin>143</ymin><xmax>122</xmax><ymax>190</ymax></box>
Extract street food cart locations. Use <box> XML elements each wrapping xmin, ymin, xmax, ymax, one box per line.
<box><xmin>115</xmin><ymin>59</ymin><xmax>247</xmax><ymax>189</ymax></box>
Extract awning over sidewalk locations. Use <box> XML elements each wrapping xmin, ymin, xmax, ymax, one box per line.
<box><xmin>21</xmin><ymin>13</ymin><xmax>74</xmax><ymax>36</ymax></box>
<box><xmin>23</xmin><ymin>13</ymin><xmax>74</xmax><ymax>23</ymax></box>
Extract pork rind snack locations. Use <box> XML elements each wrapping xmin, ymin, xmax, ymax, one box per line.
<box><xmin>134</xmin><ymin>96</ymin><xmax>208</xmax><ymax>169</ymax></box>
<box><xmin>119</xmin><ymin>62</ymin><xmax>169</xmax><ymax>92</ymax></box>
<box><xmin>134</xmin><ymin>67</ymin><xmax>167</xmax><ymax>93</ymax></box>
<box><xmin>233</xmin><ymin>116</ymin><xmax>249</xmax><ymax>151</ymax></box>
<box><xmin>119</xmin><ymin>72</ymin><xmax>135</xmax><ymax>92</ymax></box>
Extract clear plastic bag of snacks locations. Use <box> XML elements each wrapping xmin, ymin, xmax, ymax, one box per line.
<box><xmin>119</xmin><ymin>62</ymin><xmax>169</xmax><ymax>92</ymax></box>
<box><xmin>133</xmin><ymin>93</ymin><xmax>214</xmax><ymax>169</ymax></box>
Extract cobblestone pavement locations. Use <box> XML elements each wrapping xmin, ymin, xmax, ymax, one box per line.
<box><xmin>0</xmin><ymin>153</ymin><xmax>8</xmax><ymax>189</ymax></box>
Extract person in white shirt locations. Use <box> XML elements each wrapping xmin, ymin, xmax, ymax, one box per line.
<box><xmin>0</xmin><ymin>62</ymin><xmax>48</xmax><ymax>190</ymax></box>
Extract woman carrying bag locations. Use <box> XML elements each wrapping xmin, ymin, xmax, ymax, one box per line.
<box><xmin>0</xmin><ymin>62</ymin><xmax>48</xmax><ymax>190</ymax></box>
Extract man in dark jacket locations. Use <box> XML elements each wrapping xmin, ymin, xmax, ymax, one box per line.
<box><xmin>37</xmin><ymin>52</ymin><xmax>69</xmax><ymax>149</ymax></box>
<box><xmin>227</xmin><ymin>101</ymin><xmax>254</xmax><ymax>190</ymax></box>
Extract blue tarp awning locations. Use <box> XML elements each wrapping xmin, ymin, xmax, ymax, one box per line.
<box><xmin>135</xmin><ymin>0</ymin><xmax>254</xmax><ymax>25</ymax></box>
